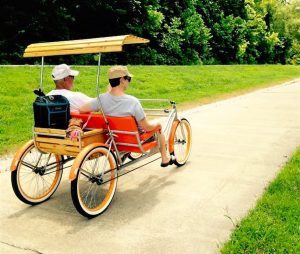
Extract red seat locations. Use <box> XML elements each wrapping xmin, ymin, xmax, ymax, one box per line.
<box><xmin>71</xmin><ymin>112</ymin><xmax>106</xmax><ymax>129</ymax></box>
<box><xmin>71</xmin><ymin>113</ymin><xmax>159</xmax><ymax>153</ymax></box>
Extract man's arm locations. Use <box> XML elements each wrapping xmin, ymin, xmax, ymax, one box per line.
<box><xmin>80</xmin><ymin>101</ymin><xmax>94</xmax><ymax>113</ymax></box>
<box><xmin>138</xmin><ymin>118</ymin><xmax>161</xmax><ymax>132</ymax></box>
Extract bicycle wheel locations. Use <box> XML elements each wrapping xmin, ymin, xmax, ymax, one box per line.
<box><xmin>71</xmin><ymin>146</ymin><xmax>118</xmax><ymax>218</ymax></box>
<box><xmin>169</xmin><ymin>118</ymin><xmax>192</xmax><ymax>166</ymax></box>
<box><xmin>11</xmin><ymin>141</ymin><xmax>63</xmax><ymax>205</ymax></box>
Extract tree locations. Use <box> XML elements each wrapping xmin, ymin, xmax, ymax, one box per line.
<box><xmin>266</xmin><ymin>0</ymin><xmax>300</xmax><ymax>63</ymax></box>
<box><xmin>0</xmin><ymin>0</ymin><xmax>73</xmax><ymax>64</ymax></box>
<box><xmin>0</xmin><ymin>0</ymin><xmax>298</xmax><ymax>64</ymax></box>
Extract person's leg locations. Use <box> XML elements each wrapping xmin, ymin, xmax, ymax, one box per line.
<box><xmin>157</xmin><ymin>132</ymin><xmax>170</xmax><ymax>164</ymax></box>
<box><xmin>146</xmin><ymin>119</ymin><xmax>171</xmax><ymax>166</ymax></box>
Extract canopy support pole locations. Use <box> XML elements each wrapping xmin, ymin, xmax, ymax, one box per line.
<box><xmin>96</xmin><ymin>53</ymin><xmax>101</xmax><ymax>99</ymax></box>
<box><xmin>95</xmin><ymin>53</ymin><xmax>108</xmax><ymax>124</ymax></box>
<box><xmin>39</xmin><ymin>56</ymin><xmax>44</xmax><ymax>91</ymax></box>
<box><xmin>95</xmin><ymin>53</ymin><xmax>117</xmax><ymax>157</ymax></box>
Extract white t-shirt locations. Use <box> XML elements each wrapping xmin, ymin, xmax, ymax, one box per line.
<box><xmin>47</xmin><ymin>89</ymin><xmax>92</xmax><ymax>113</ymax></box>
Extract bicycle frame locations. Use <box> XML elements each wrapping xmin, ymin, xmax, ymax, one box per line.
<box><xmin>32</xmin><ymin>54</ymin><xmax>181</xmax><ymax>180</ymax></box>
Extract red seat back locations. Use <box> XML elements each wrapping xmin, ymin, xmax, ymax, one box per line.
<box><xmin>106</xmin><ymin>116</ymin><xmax>140</xmax><ymax>144</ymax></box>
<box><xmin>71</xmin><ymin>112</ymin><xmax>106</xmax><ymax>129</ymax></box>
<box><xmin>71</xmin><ymin>113</ymin><xmax>140</xmax><ymax>143</ymax></box>
<box><xmin>70</xmin><ymin>113</ymin><xmax>157</xmax><ymax>153</ymax></box>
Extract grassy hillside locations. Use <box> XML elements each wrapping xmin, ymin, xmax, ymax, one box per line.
<box><xmin>0</xmin><ymin>65</ymin><xmax>299</xmax><ymax>155</ymax></box>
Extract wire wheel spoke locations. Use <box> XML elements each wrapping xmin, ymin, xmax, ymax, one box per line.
<box><xmin>72</xmin><ymin>146</ymin><xmax>118</xmax><ymax>218</ymax></box>
<box><xmin>12</xmin><ymin>142</ymin><xmax>63</xmax><ymax>204</ymax></box>
<box><xmin>171</xmin><ymin>119</ymin><xmax>192</xmax><ymax>166</ymax></box>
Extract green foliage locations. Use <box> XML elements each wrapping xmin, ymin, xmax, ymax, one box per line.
<box><xmin>212</xmin><ymin>14</ymin><xmax>245</xmax><ymax>63</ymax></box>
<box><xmin>242</xmin><ymin>0</ymin><xmax>269</xmax><ymax>63</ymax></box>
<box><xmin>0</xmin><ymin>0</ymin><xmax>298</xmax><ymax>64</ymax></box>
<box><xmin>162</xmin><ymin>17</ymin><xmax>184</xmax><ymax>57</ymax></box>
<box><xmin>182</xmin><ymin>5</ymin><xmax>211</xmax><ymax>64</ymax></box>
<box><xmin>258</xmin><ymin>0</ymin><xmax>300</xmax><ymax>64</ymax></box>
<box><xmin>0</xmin><ymin>0</ymin><xmax>74</xmax><ymax>64</ymax></box>
<box><xmin>146</xmin><ymin>6</ymin><xmax>164</xmax><ymax>33</ymax></box>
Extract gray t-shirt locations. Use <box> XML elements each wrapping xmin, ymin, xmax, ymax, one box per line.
<box><xmin>90</xmin><ymin>93</ymin><xmax>146</xmax><ymax>122</ymax></box>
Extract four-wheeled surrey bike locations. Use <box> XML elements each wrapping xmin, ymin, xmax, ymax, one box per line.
<box><xmin>10</xmin><ymin>35</ymin><xmax>192</xmax><ymax>218</ymax></box>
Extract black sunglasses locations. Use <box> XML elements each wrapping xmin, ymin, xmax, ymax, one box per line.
<box><xmin>124</xmin><ymin>76</ymin><xmax>131</xmax><ymax>82</ymax></box>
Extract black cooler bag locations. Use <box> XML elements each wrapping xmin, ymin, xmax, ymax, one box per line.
<box><xmin>33</xmin><ymin>95</ymin><xmax>70</xmax><ymax>129</ymax></box>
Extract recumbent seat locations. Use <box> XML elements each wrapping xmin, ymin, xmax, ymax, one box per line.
<box><xmin>71</xmin><ymin>113</ymin><xmax>160</xmax><ymax>153</ymax></box>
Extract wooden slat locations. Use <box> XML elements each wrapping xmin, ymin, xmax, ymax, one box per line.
<box><xmin>29</xmin><ymin>35</ymin><xmax>129</xmax><ymax>47</ymax></box>
<box><xmin>35</xmin><ymin>137</ymin><xmax>79</xmax><ymax>146</ymax></box>
<box><xmin>34</xmin><ymin>128</ymin><xmax>103</xmax><ymax>136</ymax></box>
<box><xmin>82</xmin><ymin>129</ymin><xmax>104</xmax><ymax>137</ymax></box>
<box><xmin>24</xmin><ymin>45</ymin><xmax>123</xmax><ymax>57</ymax></box>
<box><xmin>38</xmin><ymin>142</ymin><xmax>79</xmax><ymax>151</ymax></box>
<box><xmin>82</xmin><ymin>133</ymin><xmax>105</xmax><ymax>146</ymax></box>
<box><xmin>35</xmin><ymin>128</ymin><xmax>105</xmax><ymax>156</ymax></box>
<box><xmin>34</xmin><ymin>128</ymin><xmax>66</xmax><ymax>135</ymax></box>
<box><xmin>23</xmin><ymin>35</ymin><xmax>149</xmax><ymax>57</ymax></box>
<box><xmin>36</xmin><ymin>144</ymin><xmax>79</xmax><ymax>157</ymax></box>
<box><xmin>25</xmin><ymin>41</ymin><xmax>122</xmax><ymax>53</ymax></box>
<box><xmin>123</xmin><ymin>37</ymin><xmax>149</xmax><ymax>45</ymax></box>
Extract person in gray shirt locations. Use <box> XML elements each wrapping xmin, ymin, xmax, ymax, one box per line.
<box><xmin>80</xmin><ymin>66</ymin><xmax>172</xmax><ymax>167</ymax></box>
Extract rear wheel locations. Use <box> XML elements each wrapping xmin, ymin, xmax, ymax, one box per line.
<box><xmin>169</xmin><ymin>118</ymin><xmax>192</xmax><ymax>166</ymax></box>
<box><xmin>71</xmin><ymin>146</ymin><xmax>118</xmax><ymax>218</ymax></box>
<box><xmin>11</xmin><ymin>141</ymin><xmax>62</xmax><ymax>205</ymax></box>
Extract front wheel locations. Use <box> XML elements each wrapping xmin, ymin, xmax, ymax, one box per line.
<box><xmin>71</xmin><ymin>146</ymin><xmax>118</xmax><ymax>218</ymax></box>
<box><xmin>11</xmin><ymin>141</ymin><xmax>63</xmax><ymax>205</ymax></box>
<box><xmin>169</xmin><ymin>118</ymin><xmax>192</xmax><ymax>166</ymax></box>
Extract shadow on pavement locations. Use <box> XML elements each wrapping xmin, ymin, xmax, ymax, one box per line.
<box><xmin>6</xmin><ymin>164</ymin><xmax>188</xmax><ymax>234</ymax></box>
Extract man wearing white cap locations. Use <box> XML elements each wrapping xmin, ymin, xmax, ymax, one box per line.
<box><xmin>80</xmin><ymin>65</ymin><xmax>172</xmax><ymax>167</ymax></box>
<box><xmin>47</xmin><ymin>64</ymin><xmax>92</xmax><ymax>113</ymax></box>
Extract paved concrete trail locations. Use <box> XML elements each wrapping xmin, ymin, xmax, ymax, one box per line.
<box><xmin>1</xmin><ymin>80</ymin><xmax>300</xmax><ymax>254</ymax></box>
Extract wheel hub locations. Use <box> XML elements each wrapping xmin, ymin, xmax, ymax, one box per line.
<box><xmin>89</xmin><ymin>176</ymin><xmax>103</xmax><ymax>185</ymax></box>
<box><xmin>176</xmin><ymin>139</ymin><xmax>186</xmax><ymax>144</ymax></box>
<box><xmin>33</xmin><ymin>166</ymin><xmax>46</xmax><ymax>175</ymax></box>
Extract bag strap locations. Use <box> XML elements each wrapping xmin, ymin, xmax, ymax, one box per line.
<box><xmin>82</xmin><ymin>113</ymin><xmax>93</xmax><ymax>129</ymax></box>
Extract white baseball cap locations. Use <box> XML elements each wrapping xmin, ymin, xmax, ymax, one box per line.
<box><xmin>52</xmin><ymin>64</ymin><xmax>79</xmax><ymax>81</ymax></box>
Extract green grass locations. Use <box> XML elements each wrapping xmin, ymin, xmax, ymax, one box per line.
<box><xmin>221</xmin><ymin>149</ymin><xmax>300</xmax><ymax>253</ymax></box>
<box><xmin>0</xmin><ymin>65</ymin><xmax>299</xmax><ymax>155</ymax></box>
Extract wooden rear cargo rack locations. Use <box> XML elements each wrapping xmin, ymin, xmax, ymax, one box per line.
<box><xmin>33</xmin><ymin>128</ymin><xmax>105</xmax><ymax>157</ymax></box>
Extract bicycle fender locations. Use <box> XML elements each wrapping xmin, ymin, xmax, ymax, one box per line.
<box><xmin>168</xmin><ymin>119</ymin><xmax>180</xmax><ymax>154</ymax></box>
<box><xmin>69</xmin><ymin>143</ymin><xmax>108</xmax><ymax>182</ymax></box>
<box><xmin>10</xmin><ymin>140</ymin><xmax>34</xmax><ymax>172</ymax></box>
